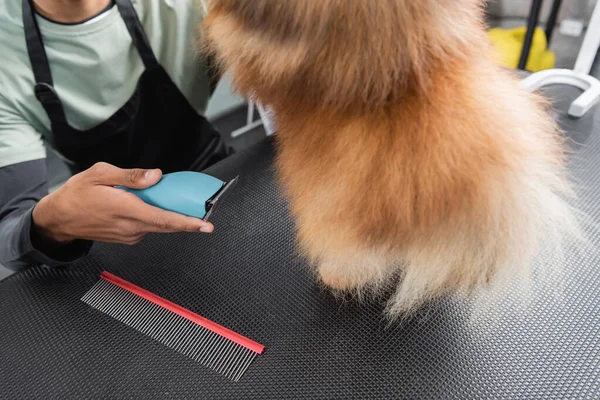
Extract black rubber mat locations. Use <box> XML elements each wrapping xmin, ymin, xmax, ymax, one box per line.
<box><xmin>1</xmin><ymin>85</ymin><xmax>599</xmax><ymax>399</ymax></box>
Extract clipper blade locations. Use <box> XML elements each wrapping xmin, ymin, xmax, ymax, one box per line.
<box><xmin>204</xmin><ymin>176</ymin><xmax>239</xmax><ymax>221</ymax></box>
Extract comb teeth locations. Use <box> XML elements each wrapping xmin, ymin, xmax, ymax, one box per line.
<box><xmin>81</xmin><ymin>273</ymin><xmax>263</xmax><ymax>382</ymax></box>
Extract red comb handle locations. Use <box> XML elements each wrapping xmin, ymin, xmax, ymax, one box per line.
<box><xmin>100</xmin><ymin>271</ymin><xmax>265</xmax><ymax>354</ymax></box>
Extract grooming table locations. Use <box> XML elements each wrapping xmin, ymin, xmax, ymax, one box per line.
<box><xmin>1</xmin><ymin>84</ymin><xmax>599</xmax><ymax>399</ymax></box>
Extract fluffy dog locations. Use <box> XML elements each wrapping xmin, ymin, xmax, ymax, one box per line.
<box><xmin>201</xmin><ymin>0</ymin><xmax>581</xmax><ymax>318</ymax></box>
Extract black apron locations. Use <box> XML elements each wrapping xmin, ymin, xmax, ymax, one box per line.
<box><xmin>22</xmin><ymin>0</ymin><xmax>230</xmax><ymax>174</ymax></box>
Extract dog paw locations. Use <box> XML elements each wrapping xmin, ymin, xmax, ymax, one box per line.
<box><xmin>318</xmin><ymin>266</ymin><xmax>360</xmax><ymax>291</ymax></box>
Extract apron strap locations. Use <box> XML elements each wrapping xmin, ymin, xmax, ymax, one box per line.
<box><xmin>22</xmin><ymin>0</ymin><xmax>69</xmax><ymax>125</ymax></box>
<box><xmin>114</xmin><ymin>0</ymin><xmax>160</xmax><ymax>70</ymax></box>
<box><xmin>22</xmin><ymin>0</ymin><xmax>53</xmax><ymax>86</ymax></box>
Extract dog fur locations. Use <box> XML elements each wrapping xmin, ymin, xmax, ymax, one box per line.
<box><xmin>201</xmin><ymin>0</ymin><xmax>581</xmax><ymax>318</ymax></box>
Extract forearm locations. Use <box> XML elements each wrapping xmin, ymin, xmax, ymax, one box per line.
<box><xmin>0</xmin><ymin>160</ymin><xmax>92</xmax><ymax>271</ymax></box>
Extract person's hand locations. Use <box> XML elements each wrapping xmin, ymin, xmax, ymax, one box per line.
<box><xmin>32</xmin><ymin>162</ymin><xmax>214</xmax><ymax>245</ymax></box>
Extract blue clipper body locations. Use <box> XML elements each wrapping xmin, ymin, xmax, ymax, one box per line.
<box><xmin>120</xmin><ymin>171</ymin><xmax>239</xmax><ymax>221</ymax></box>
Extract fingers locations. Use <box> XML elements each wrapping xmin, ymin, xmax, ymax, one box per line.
<box><xmin>86</xmin><ymin>162</ymin><xmax>163</xmax><ymax>189</ymax></box>
<box><xmin>109</xmin><ymin>186</ymin><xmax>215</xmax><ymax>235</ymax></box>
<box><xmin>145</xmin><ymin>210</ymin><xmax>215</xmax><ymax>233</ymax></box>
<box><xmin>82</xmin><ymin>163</ymin><xmax>215</xmax><ymax>235</ymax></box>
<box><xmin>128</xmin><ymin>202</ymin><xmax>214</xmax><ymax>233</ymax></box>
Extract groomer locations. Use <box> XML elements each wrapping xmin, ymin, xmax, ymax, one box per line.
<box><xmin>0</xmin><ymin>0</ymin><xmax>231</xmax><ymax>270</ymax></box>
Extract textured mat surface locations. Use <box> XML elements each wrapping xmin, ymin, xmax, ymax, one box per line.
<box><xmin>1</xmin><ymin>84</ymin><xmax>600</xmax><ymax>399</ymax></box>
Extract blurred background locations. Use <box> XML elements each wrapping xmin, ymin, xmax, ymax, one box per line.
<box><xmin>487</xmin><ymin>0</ymin><xmax>599</xmax><ymax>70</ymax></box>
<box><xmin>1</xmin><ymin>0</ymin><xmax>599</xmax><ymax>279</ymax></box>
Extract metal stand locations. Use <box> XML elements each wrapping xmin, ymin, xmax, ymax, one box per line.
<box><xmin>230</xmin><ymin>101</ymin><xmax>263</xmax><ymax>139</ymax></box>
<box><xmin>544</xmin><ymin>0</ymin><xmax>563</xmax><ymax>46</ymax></box>
<box><xmin>230</xmin><ymin>101</ymin><xmax>276</xmax><ymax>138</ymax></box>
<box><xmin>256</xmin><ymin>103</ymin><xmax>276</xmax><ymax>136</ymax></box>
<box><xmin>519</xmin><ymin>0</ymin><xmax>545</xmax><ymax>70</ymax></box>
<box><xmin>518</xmin><ymin>0</ymin><xmax>564</xmax><ymax>70</ymax></box>
<box><xmin>520</xmin><ymin>1</ymin><xmax>600</xmax><ymax>118</ymax></box>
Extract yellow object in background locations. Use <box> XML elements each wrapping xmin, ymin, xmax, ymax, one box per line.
<box><xmin>488</xmin><ymin>27</ymin><xmax>556</xmax><ymax>72</ymax></box>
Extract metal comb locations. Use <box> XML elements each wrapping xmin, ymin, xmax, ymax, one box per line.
<box><xmin>81</xmin><ymin>271</ymin><xmax>264</xmax><ymax>381</ymax></box>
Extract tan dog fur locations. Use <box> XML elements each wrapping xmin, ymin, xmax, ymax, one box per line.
<box><xmin>201</xmin><ymin>0</ymin><xmax>580</xmax><ymax>318</ymax></box>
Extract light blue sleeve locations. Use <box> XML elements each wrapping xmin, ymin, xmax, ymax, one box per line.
<box><xmin>0</xmin><ymin>90</ymin><xmax>46</xmax><ymax>169</ymax></box>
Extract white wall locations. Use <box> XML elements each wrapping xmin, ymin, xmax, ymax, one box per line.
<box><xmin>204</xmin><ymin>74</ymin><xmax>246</xmax><ymax>121</ymax></box>
<box><xmin>487</xmin><ymin>0</ymin><xmax>597</xmax><ymax>23</ymax></box>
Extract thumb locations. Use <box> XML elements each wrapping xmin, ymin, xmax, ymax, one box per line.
<box><xmin>87</xmin><ymin>162</ymin><xmax>163</xmax><ymax>189</ymax></box>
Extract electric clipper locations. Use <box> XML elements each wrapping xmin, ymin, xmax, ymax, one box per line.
<box><xmin>120</xmin><ymin>171</ymin><xmax>239</xmax><ymax>221</ymax></box>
